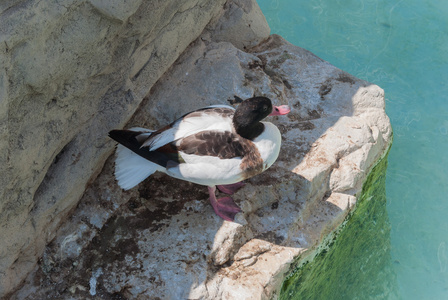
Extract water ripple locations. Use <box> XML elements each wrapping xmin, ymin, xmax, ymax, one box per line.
<box><xmin>438</xmin><ymin>242</ymin><xmax>447</xmax><ymax>273</ymax></box>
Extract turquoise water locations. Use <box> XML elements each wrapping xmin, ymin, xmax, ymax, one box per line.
<box><xmin>280</xmin><ymin>156</ymin><xmax>396</xmax><ymax>300</ymax></box>
<box><xmin>258</xmin><ymin>1</ymin><xmax>448</xmax><ymax>299</ymax></box>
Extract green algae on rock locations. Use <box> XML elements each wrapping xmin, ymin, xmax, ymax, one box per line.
<box><xmin>280</xmin><ymin>153</ymin><xmax>398</xmax><ymax>300</ymax></box>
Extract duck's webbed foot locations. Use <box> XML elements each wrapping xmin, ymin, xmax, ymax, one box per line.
<box><xmin>216</xmin><ymin>182</ymin><xmax>245</xmax><ymax>195</ymax></box>
<box><xmin>208</xmin><ymin>186</ymin><xmax>241</xmax><ymax>221</ymax></box>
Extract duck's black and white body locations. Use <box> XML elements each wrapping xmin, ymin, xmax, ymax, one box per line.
<box><xmin>109</xmin><ymin>96</ymin><xmax>290</xmax><ymax>221</ymax></box>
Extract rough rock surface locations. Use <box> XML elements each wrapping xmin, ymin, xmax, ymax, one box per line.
<box><xmin>0</xmin><ymin>0</ymin><xmax>270</xmax><ymax>297</ymax></box>
<box><xmin>207</xmin><ymin>0</ymin><xmax>270</xmax><ymax>50</ymax></box>
<box><xmin>11</xmin><ymin>34</ymin><xmax>392</xmax><ymax>299</ymax></box>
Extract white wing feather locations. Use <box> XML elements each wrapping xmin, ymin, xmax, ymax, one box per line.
<box><xmin>143</xmin><ymin>105</ymin><xmax>235</xmax><ymax>151</ymax></box>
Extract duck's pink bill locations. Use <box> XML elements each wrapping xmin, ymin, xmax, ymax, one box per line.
<box><xmin>270</xmin><ymin>105</ymin><xmax>291</xmax><ymax>116</ymax></box>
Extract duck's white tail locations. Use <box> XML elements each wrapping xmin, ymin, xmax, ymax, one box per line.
<box><xmin>113</xmin><ymin>128</ymin><xmax>164</xmax><ymax>190</ymax></box>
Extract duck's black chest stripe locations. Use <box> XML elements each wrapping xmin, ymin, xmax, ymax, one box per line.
<box><xmin>177</xmin><ymin>131</ymin><xmax>264</xmax><ymax>176</ymax></box>
<box><xmin>178</xmin><ymin>131</ymin><xmax>245</xmax><ymax>159</ymax></box>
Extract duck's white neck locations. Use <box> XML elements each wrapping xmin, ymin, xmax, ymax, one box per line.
<box><xmin>252</xmin><ymin>122</ymin><xmax>282</xmax><ymax>170</ymax></box>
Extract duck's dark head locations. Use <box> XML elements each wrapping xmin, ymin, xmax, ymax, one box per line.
<box><xmin>233</xmin><ymin>96</ymin><xmax>290</xmax><ymax>140</ymax></box>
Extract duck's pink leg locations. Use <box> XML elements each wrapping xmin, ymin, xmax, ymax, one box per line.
<box><xmin>208</xmin><ymin>186</ymin><xmax>241</xmax><ymax>221</ymax></box>
<box><xmin>217</xmin><ymin>182</ymin><xmax>246</xmax><ymax>195</ymax></box>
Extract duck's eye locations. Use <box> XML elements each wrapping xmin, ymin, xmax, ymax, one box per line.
<box><xmin>262</xmin><ymin>105</ymin><xmax>268</xmax><ymax>111</ymax></box>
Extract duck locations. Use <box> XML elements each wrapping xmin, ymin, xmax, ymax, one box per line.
<box><xmin>108</xmin><ymin>96</ymin><xmax>290</xmax><ymax>222</ymax></box>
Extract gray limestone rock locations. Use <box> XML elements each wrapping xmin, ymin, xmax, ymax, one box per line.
<box><xmin>207</xmin><ymin>0</ymin><xmax>271</xmax><ymax>50</ymax></box>
<box><xmin>1</xmin><ymin>0</ymin><xmax>261</xmax><ymax>296</ymax></box>
<box><xmin>11</xmin><ymin>35</ymin><xmax>392</xmax><ymax>299</ymax></box>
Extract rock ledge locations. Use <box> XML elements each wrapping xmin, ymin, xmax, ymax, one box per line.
<box><xmin>12</xmin><ymin>34</ymin><xmax>392</xmax><ymax>299</ymax></box>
